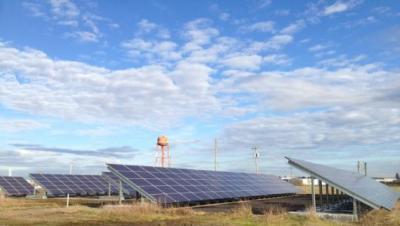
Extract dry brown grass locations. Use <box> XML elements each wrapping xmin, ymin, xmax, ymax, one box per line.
<box><xmin>358</xmin><ymin>202</ymin><xmax>400</xmax><ymax>226</ymax></box>
<box><xmin>231</xmin><ymin>201</ymin><xmax>253</xmax><ymax>218</ymax></box>
<box><xmin>0</xmin><ymin>198</ymin><xmax>398</xmax><ymax>226</ymax></box>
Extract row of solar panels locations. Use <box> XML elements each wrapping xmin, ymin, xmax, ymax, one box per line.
<box><xmin>0</xmin><ymin>173</ymin><xmax>135</xmax><ymax>197</ymax></box>
<box><xmin>0</xmin><ymin>166</ymin><xmax>297</xmax><ymax>204</ymax></box>
<box><xmin>1</xmin><ymin>159</ymin><xmax>398</xmax><ymax>209</ymax></box>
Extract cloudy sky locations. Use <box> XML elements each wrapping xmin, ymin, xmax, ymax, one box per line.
<box><xmin>0</xmin><ymin>0</ymin><xmax>399</xmax><ymax>177</ymax></box>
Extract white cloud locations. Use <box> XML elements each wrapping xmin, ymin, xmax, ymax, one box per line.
<box><xmin>219</xmin><ymin>12</ymin><xmax>230</xmax><ymax>21</ymax></box>
<box><xmin>49</xmin><ymin>0</ymin><xmax>80</xmax><ymax>25</ymax></box>
<box><xmin>324</xmin><ymin>2</ymin><xmax>348</xmax><ymax>15</ymax></box>
<box><xmin>22</xmin><ymin>1</ymin><xmax>117</xmax><ymax>43</ymax></box>
<box><xmin>121</xmin><ymin>38</ymin><xmax>181</xmax><ymax>61</ymax></box>
<box><xmin>0</xmin><ymin>119</ymin><xmax>47</xmax><ymax>132</ymax></box>
<box><xmin>222</xmin><ymin>54</ymin><xmax>263</xmax><ymax>70</ymax></box>
<box><xmin>308</xmin><ymin>44</ymin><xmax>330</xmax><ymax>52</ymax></box>
<box><xmin>137</xmin><ymin>19</ymin><xmax>157</xmax><ymax>33</ymax></box>
<box><xmin>67</xmin><ymin>31</ymin><xmax>99</xmax><ymax>42</ymax></box>
<box><xmin>249</xmin><ymin>34</ymin><xmax>293</xmax><ymax>52</ymax></box>
<box><xmin>246</xmin><ymin>21</ymin><xmax>275</xmax><ymax>33</ymax></box>
<box><xmin>257</xmin><ymin>0</ymin><xmax>272</xmax><ymax>9</ymax></box>
<box><xmin>280</xmin><ymin>20</ymin><xmax>305</xmax><ymax>34</ymax></box>
<box><xmin>22</xmin><ymin>2</ymin><xmax>46</xmax><ymax>18</ymax></box>
<box><xmin>263</xmin><ymin>54</ymin><xmax>291</xmax><ymax>65</ymax></box>
<box><xmin>323</xmin><ymin>0</ymin><xmax>362</xmax><ymax>16</ymax></box>
<box><xmin>222</xmin><ymin>107</ymin><xmax>400</xmax><ymax>150</ymax></box>
<box><xmin>136</xmin><ymin>19</ymin><xmax>170</xmax><ymax>39</ymax></box>
<box><xmin>182</xmin><ymin>19</ymin><xmax>219</xmax><ymax>52</ymax></box>
<box><xmin>0</xmin><ymin>43</ymin><xmax>218</xmax><ymax>129</ymax></box>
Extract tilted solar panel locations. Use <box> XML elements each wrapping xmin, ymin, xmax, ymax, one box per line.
<box><xmin>286</xmin><ymin>157</ymin><xmax>400</xmax><ymax>210</ymax></box>
<box><xmin>0</xmin><ymin>176</ymin><xmax>34</xmax><ymax>196</ymax></box>
<box><xmin>107</xmin><ymin>164</ymin><xmax>297</xmax><ymax>204</ymax></box>
<box><xmin>30</xmin><ymin>174</ymin><xmax>118</xmax><ymax>197</ymax></box>
<box><xmin>102</xmin><ymin>172</ymin><xmax>136</xmax><ymax>196</ymax></box>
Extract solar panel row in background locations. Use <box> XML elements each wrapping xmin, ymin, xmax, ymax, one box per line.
<box><xmin>286</xmin><ymin>157</ymin><xmax>400</xmax><ymax>210</ymax></box>
<box><xmin>102</xmin><ymin>172</ymin><xmax>136</xmax><ymax>197</ymax></box>
<box><xmin>107</xmin><ymin>164</ymin><xmax>297</xmax><ymax>204</ymax></box>
<box><xmin>30</xmin><ymin>174</ymin><xmax>118</xmax><ymax>197</ymax></box>
<box><xmin>0</xmin><ymin>176</ymin><xmax>34</xmax><ymax>196</ymax></box>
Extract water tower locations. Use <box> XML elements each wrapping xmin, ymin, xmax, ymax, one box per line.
<box><xmin>156</xmin><ymin>136</ymin><xmax>170</xmax><ymax>167</ymax></box>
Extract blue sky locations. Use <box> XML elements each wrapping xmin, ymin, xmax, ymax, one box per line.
<box><xmin>0</xmin><ymin>0</ymin><xmax>399</xmax><ymax>177</ymax></box>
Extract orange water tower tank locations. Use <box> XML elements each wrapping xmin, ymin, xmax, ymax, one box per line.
<box><xmin>157</xmin><ymin>136</ymin><xmax>168</xmax><ymax>146</ymax></box>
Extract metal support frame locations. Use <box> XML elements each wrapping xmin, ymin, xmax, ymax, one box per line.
<box><xmin>353</xmin><ymin>198</ymin><xmax>358</xmax><ymax>221</ymax></box>
<box><xmin>108</xmin><ymin>183</ymin><xmax>111</xmax><ymax>197</ymax></box>
<box><xmin>119</xmin><ymin>180</ymin><xmax>123</xmax><ymax>205</ymax></box>
<box><xmin>66</xmin><ymin>193</ymin><xmax>70</xmax><ymax>207</ymax></box>
<box><xmin>325</xmin><ymin>184</ymin><xmax>329</xmax><ymax>208</ymax></box>
<box><xmin>318</xmin><ymin>180</ymin><xmax>323</xmax><ymax>207</ymax></box>
<box><xmin>311</xmin><ymin>177</ymin><xmax>316</xmax><ymax>212</ymax></box>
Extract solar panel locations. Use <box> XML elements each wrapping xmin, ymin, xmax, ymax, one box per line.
<box><xmin>30</xmin><ymin>174</ymin><xmax>118</xmax><ymax>197</ymax></box>
<box><xmin>286</xmin><ymin>157</ymin><xmax>400</xmax><ymax>210</ymax></box>
<box><xmin>0</xmin><ymin>176</ymin><xmax>34</xmax><ymax>196</ymax></box>
<box><xmin>107</xmin><ymin>164</ymin><xmax>297</xmax><ymax>204</ymax></box>
<box><xmin>102</xmin><ymin>172</ymin><xmax>137</xmax><ymax>197</ymax></box>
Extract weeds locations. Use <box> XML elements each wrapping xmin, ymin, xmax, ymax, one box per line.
<box><xmin>0</xmin><ymin>198</ymin><xmax>398</xmax><ymax>226</ymax></box>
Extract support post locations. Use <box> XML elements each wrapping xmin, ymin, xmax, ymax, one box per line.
<box><xmin>318</xmin><ymin>180</ymin><xmax>323</xmax><ymax>207</ymax></box>
<box><xmin>119</xmin><ymin>180</ymin><xmax>123</xmax><ymax>205</ymax></box>
<box><xmin>353</xmin><ymin>198</ymin><xmax>358</xmax><ymax>221</ymax></box>
<box><xmin>311</xmin><ymin>177</ymin><xmax>316</xmax><ymax>212</ymax></box>
<box><xmin>325</xmin><ymin>184</ymin><xmax>329</xmax><ymax>208</ymax></box>
<box><xmin>66</xmin><ymin>193</ymin><xmax>70</xmax><ymax>207</ymax></box>
<box><xmin>108</xmin><ymin>183</ymin><xmax>111</xmax><ymax>197</ymax></box>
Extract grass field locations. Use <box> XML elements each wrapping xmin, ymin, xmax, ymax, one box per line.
<box><xmin>0</xmin><ymin>198</ymin><xmax>399</xmax><ymax>226</ymax></box>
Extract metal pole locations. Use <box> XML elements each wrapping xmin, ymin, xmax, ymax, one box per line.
<box><xmin>119</xmin><ymin>180</ymin><xmax>123</xmax><ymax>205</ymax></box>
<box><xmin>311</xmin><ymin>177</ymin><xmax>316</xmax><ymax>212</ymax></box>
<box><xmin>167</xmin><ymin>145</ymin><xmax>170</xmax><ymax>168</ymax></box>
<box><xmin>353</xmin><ymin>198</ymin><xmax>358</xmax><ymax>221</ymax></box>
<box><xmin>108</xmin><ymin>183</ymin><xmax>111</xmax><ymax>197</ymax></box>
<box><xmin>318</xmin><ymin>180</ymin><xmax>323</xmax><ymax>208</ymax></box>
<box><xmin>214</xmin><ymin>138</ymin><xmax>217</xmax><ymax>171</ymax></box>
<box><xmin>66</xmin><ymin>193</ymin><xmax>70</xmax><ymax>207</ymax></box>
<box><xmin>325</xmin><ymin>184</ymin><xmax>329</xmax><ymax>208</ymax></box>
<box><xmin>252</xmin><ymin>147</ymin><xmax>260</xmax><ymax>174</ymax></box>
<box><xmin>161</xmin><ymin>146</ymin><xmax>165</xmax><ymax>168</ymax></box>
<box><xmin>364</xmin><ymin>162</ymin><xmax>367</xmax><ymax>176</ymax></box>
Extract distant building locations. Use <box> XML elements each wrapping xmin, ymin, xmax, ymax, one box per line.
<box><xmin>372</xmin><ymin>177</ymin><xmax>396</xmax><ymax>183</ymax></box>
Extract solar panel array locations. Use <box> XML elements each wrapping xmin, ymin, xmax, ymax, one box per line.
<box><xmin>286</xmin><ymin>157</ymin><xmax>400</xmax><ymax>210</ymax></box>
<box><xmin>0</xmin><ymin>176</ymin><xmax>34</xmax><ymax>196</ymax></box>
<box><xmin>30</xmin><ymin>174</ymin><xmax>118</xmax><ymax>197</ymax></box>
<box><xmin>107</xmin><ymin>164</ymin><xmax>297</xmax><ymax>204</ymax></box>
<box><xmin>102</xmin><ymin>172</ymin><xmax>136</xmax><ymax>196</ymax></box>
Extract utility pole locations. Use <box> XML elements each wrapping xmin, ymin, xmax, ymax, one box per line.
<box><xmin>252</xmin><ymin>147</ymin><xmax>260</xmax><ymax>174</ymax></box>
<box><xmin>214</xmin><ymin>138</ymin><xmax>218</xmax><ymax>171</ymax></box>
<box><xmin>357</xmin><ymin>161</ymin><xmax>367</xmax><ymax>176</ymax></box>
<box><xmin>364</xmin><ymin>162</ymin><xmax>367</xmax><ymax>176</ymax></box>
